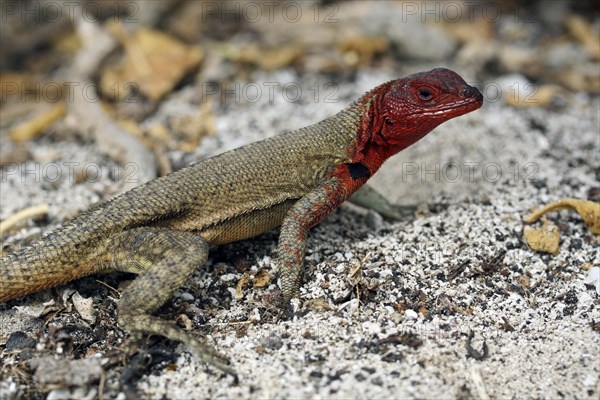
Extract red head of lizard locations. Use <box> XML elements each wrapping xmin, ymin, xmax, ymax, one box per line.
<box><xmin>352</xmin><ymin>68</ymin><xmax>483</xmax><ymax>173</ymax></box>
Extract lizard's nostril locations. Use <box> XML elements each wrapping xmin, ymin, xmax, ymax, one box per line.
<box><xmin>462</xmin><ymin>87</ymin><xmax>476</xmax><ymax>98</ymax></box>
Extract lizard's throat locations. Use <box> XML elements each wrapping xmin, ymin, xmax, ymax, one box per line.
<box><xmin>352</xmin><ymin>121</ymin><xmax>435</xmax><ymax>176</ymax></box>
<box><xmin>359</xmin><ymin>140</ymin><xmax>407</xmax><ymax>174</ymax></box>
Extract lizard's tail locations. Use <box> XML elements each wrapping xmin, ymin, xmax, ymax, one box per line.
<box><xmin>1</xmin><ymin>174</ymin><xmax>182</xmax><ymax>302</ymax></box>
<box><xmin>0</xmin><ymin>218</ymin><xmax>104</xmax><ymax>302</ymax></box>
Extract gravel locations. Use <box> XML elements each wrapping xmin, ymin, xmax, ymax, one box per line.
<box><xmin>1</xmin><ymin>68</ymin><xmax>598</xmax><ymax>399</ymax></box>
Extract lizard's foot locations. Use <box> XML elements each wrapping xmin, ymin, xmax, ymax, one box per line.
<box><xmin>349</xmin><ymin>184</ymin><xmax>417</xmax><ymax>220</ymax></box>
<box><xmin>108</xmin><ymin>228</ymin><xmax>237</xmax><ymax>378</ymax></box>
<box><xmin>279</xmin><ymin>296</ymin><xmax>304</xmax><ymax>320</ymax></box>
<box><xmin>119</xmin><ymin>313</ymin><xmax>238</xmax><ymax>378</ymax></box>
<box><xmin>276</xmin><ymin>178</ymin><xmax>348</xmax><ymax>320</ymax></box>
<box><xmin>283</xmin><ymin>302</ymin><xmax>295</xmax><ymax>320</ymax></box>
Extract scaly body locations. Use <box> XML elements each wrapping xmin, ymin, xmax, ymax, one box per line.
<box><xmin>0</xmin><ymin>68</ymin><xmax>483</xmax><ymax>375</ymax></box>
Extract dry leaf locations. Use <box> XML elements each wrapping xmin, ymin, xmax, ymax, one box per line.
<box><xmin>101</xmin><ymin>27</ymin><xmax>203</xmax><ymax>101</ymax></box>
<box><xmin>523</xmin><ymin>220</ymin><xmax>560</xmax><ymax>255</ymax></box>
<box><xmin>117</xmin><ymin>118</ymin><xmax>144</xmax><ymax>137</ymax></box>
<box><xmin>53</xmin><ymin>31</ymin><xmax>81</xmax><ymax>55</ymax></box>
<box><xmin>71</xmin><ymin>292</ymin><xmax>95</xmax><ymax>324</ymax></box>
<box><xmin>439</xmin><ymin>19</ymin><xmax>493</xmax><ymax>44</ymax></box>
<box><xmin>337</xmin><ymin>36</ymin><xmax>389</xmax><ymax>67</ymax></box>
<box><xmin>0</xmin><ymin>72</ymin><xmax>29</xmax><ymax>98</ymax></box>
<box><xmin>9</xmin><ymin>103</ymin><xmax>65</xmax><ymax>142</ymax></box>
<box><xmin>581</xmin><ymin>263</ymin><xmax>592</xmax><ymax>271</ymax></box>
<box><xmin>505</xmin><ymin>84</ymin><xmax>563</xmax><ymax>108</ymax></box>
<box><xmin>223</xmin><ymin>43</ymin><xmax>303</xmax><ymax>70</ymax></box>
<box><xmin>235</xmin><ymin>273</ymin><xmax>250</xmax><ymax>300</ymax></box>
<box><xmin>147</xmin><ymin>123</ymin><xmax>172</xmax><ymax>143</ymax></box>
<box><xmin>565</xmin><ymin>15</ymin><xmax>600</xmax><ymax>60</ymax></box>
<box><xmin>524</xmin><ymin>198</ymin><xmax>600</xmax><ymax>234</ymax></box>
<box><xmin>555</xmin><ymin>66</ymin><xmax>600</xmax><ymax>94</ymax></box>
<box><xmin>516</xmin><ymin>275</ymin><xmax>531</xmax><ymax>290</ymax></box>
<box><xmin>304</xmin><ymin>298</ymin><xmax>334</xmax><ymax>312</ymax></box>
<box><xmin>176</xmin><ymin>314</ymin><xmax>193</xmax><ymax>331</ymax></box>
<box><xmin>347</xmin><ymin>258</ymin><xmax>363</xmax><ymax>286</ymax></box>
<box><xmin>252</xmin><ymin>269</ymin><xmax>271</xmax><ymax>288</ymax></box>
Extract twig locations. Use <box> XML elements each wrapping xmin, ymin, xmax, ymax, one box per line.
<box><xmin>0</xmin><ymin>204</ymin><xmax>49</xmax><ymax>237</ymax></box>
<box><xmin>68</xmin><ymin>15</ymin><xmax>157</xmax><ymax>189</ymax></box>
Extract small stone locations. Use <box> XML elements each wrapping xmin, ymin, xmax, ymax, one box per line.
<box><xmin>309</xmin><ymin>370</ymin><xmax>324</xmax><ymax>379</ymax></box>
<box><xmin>71</xmin><ymin>292</ymin><xmax>96</xmax><ymax>324</ymax></box>
<box><xmin>498</xmin><ymin>45</ymin><xmax>536</xmax><ymax>72</ymax></box>
<box><xmin>29</xmin><ymin>356</ymin><xmax>102</xmax><ymax>388</ymax></box>
<box><xmin>365</xmin><ymin>210</ymin><xmax>385</xmax><ymax>231</ymax></box>
<box><xmin>362</xmin><ymin>321</ymin><xmax>381</xmax><ymax>335</ymax></box>
<box><xmin>585</xmin><ymin>267</ymin><xmax>600</xmax><ymax>295</ymax></box>
<box><xmin>261</xmin><ymin>334</ymin><xmax>283</xmax><ymax>350</ymax></box>
<box><xmin>6</xmin><ymin>331</ymin><xmax>36</xmax><ymax>351</ymax></box>
<box><xmin>179</xmin><ymin>292</ymin><xmax>195</xmax><ymax>301</ymax></box>
<box><xmin>544</xmin><ymin>42</ymin><xmax>589</xmax><ymax>70</ymax></box>
<box><xmin>404</xmin><ymin>309</ymin><xmax>418</xmax><ymax>320</ymax></box>
<box><xmin>371</xmin><ymin>376</ymin><xmax>384</xmax><ymax>386</ymax></box>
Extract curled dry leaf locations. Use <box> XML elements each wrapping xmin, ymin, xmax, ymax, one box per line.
<box><xmin>168</xmin><ymin>101</ymin><xmax>216</xmax><ymax>153</ymax></box>
<box><xmin>524</xmin><ymin>198</ymin><xmax>600</xmax><ymax>234</ymax></box>
<box><xmin>523</xmin><ymin>220</ymin><xmax>560</xmax><ymax>255</ymax></box>
<box><xmin>8</xmin><ymin>103</ymin><xmax>66</xmax><ymax>142</ymax></box>
<box><xmin>101</xmin><ymin>27</ymin><xmax>203</xmax><ymax>101</ymax></box>
<box><xmin>235</xmin><ymin>273</ymin><xmax>250</xmax><ymax>300</ymax></box>
<box><xmin>516</xmin><ymin>275</ymin><xmax>531</xmax><ymax>290</ymax></box>
<box><xmin>252</xmin><ymin>269</ymin><xmax>271</xmax><ymax>288</ymax></box>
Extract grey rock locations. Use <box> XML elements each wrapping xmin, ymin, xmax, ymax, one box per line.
<box><xmin>29</xmin><ymin>356</ymin><xmax>102</xmax><ymax>388</ymax></box>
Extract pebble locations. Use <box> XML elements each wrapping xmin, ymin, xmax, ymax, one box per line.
<box><xmin>404</xmin><ymin>309</ymin><xmax>419</xmax><ymax>320</ymax></box>
<box><xmin>179</xmin><ymin>292</ymin><xmax>195</xmax><ymax>301</ymax></box>
<box><xmin>544</xmin><ymin>42</ymin><xmax>589</xmax><ymax>69</ymax></box>
<box><xmin>585</xmin><ymin>267</ymin><xmax>600</xmax><ymax>295</ymax></box>
<box><xmin>362</xmin><ymin>321</ymin><xmax>381</xmax><ymax>335</ymax></box>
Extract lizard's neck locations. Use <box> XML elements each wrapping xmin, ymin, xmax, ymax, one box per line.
<box><xmin>348</xmin><ymin>85</ymin><xmax>405</xmax><ymax>175</ymax></box>
<box><xmin>348</xmin><ymin>85</ymin><xmax>434</xmax><ymax>176</ymax></box>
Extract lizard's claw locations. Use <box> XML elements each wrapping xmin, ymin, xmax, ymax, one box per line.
<box><xmin>280</xmin><ymin>296</ymin><xmax>305</xmax><ymax>320</ymax></box>
<box><xmin>211</xmin><ymin>359</ymin><xmax>238</xmax><ymax>382</ymax></box>
<box><xmin>284</xmin><ymin>302</ymin><xmax>296</xmax><ymax>320</ymax></box>
<box><xmin>187</xmin><ymin>336</ymin><xmax>238</xmax><ymax>379</ymax></box>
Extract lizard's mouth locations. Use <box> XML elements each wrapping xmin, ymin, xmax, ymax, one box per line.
<box><xmin>453</xmin><ymin>87</ymin><xmax>484</xmax><ymax>111</ymax></box>
<box><xmin>417</xmin><ymin>90</ymin><xmax>484</xmax><ymax>118</ymax></box>
<box><xmin>437</xmin><ymin>99</ymin><xmax>481</xmax><ymax>114</ymax></box>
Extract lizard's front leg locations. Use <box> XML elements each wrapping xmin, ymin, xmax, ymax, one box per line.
<box><xmin>104</xmin><ymin>227</ymin><xmax>236</xmax><ymax>377</ymax></box>
<box><xmin>350</xmin><ymin>184</ymin><xmax>417</xmax><ymax>220</ymax></box>
<box><xmin>278</xmin><ymin>177</ymin><xmax>352</xmax><ymax>308</ymax></box>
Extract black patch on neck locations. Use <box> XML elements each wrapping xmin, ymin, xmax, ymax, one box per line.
<box><xmin>347</xmin><ymin>162</ymin><xmax>371</xmax><ymax>180</ymax></box>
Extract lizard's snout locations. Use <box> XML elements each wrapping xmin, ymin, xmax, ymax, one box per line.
<box><xmin>462</xmin><ymin>85</ymin><xmax>480</xmax><ymax>99</ymax></box>
<box><xmin>461</xmin><ymin>85</ymin><xmax>484</xmax><ymax>108</ymax></box>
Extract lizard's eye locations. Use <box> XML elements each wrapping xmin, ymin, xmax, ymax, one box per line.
<box><xmin>417</xmin><ymin>87</ymin><xmax>434</xmax><ymax>101</ymax></box>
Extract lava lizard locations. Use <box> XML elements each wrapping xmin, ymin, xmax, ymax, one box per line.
<box><xmin>0</xmin><ymin>68</ymin><xmax>483</xmax><ymax>376</ymax></box>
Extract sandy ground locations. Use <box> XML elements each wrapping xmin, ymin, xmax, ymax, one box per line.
<box><xmin>1</xmin><ymin>68</ymin><xmax>598</xmax><ymax>399</ymax></box>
